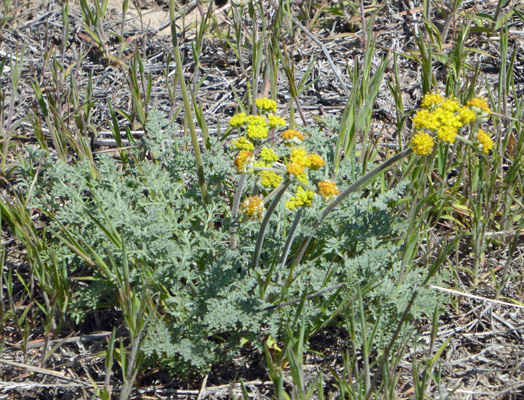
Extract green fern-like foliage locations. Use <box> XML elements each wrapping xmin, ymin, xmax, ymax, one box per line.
<box><xmin>17</xmin><ymin>110</ymin><xmax>445</xmax><ymax>375</ymax></box>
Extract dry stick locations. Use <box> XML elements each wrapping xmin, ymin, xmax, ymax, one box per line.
<box><xmin>440</xmin><ymin>4</ymin><xmax>456</xmax><ymax>43</ymax></box>
<box><xmin>0</xmin><ymin>382</ymin><xmax>86</xmax><ymax>390</ymax></box>
<box><xmin>292</xmin><ymin>148</ymin><xmax>413</xmax><ymax>267</ymax></box>
<box><xmin>0</xmin><ymin>359</ymin><xmax>85</xmax><ymax>383</ymax></box>
<box><xmin>360</xmin><ymin>0</ymin><xmax>366</xmax><ymax>50</ymax></box>
<box><xmin>196</xmin><ymin>373</ymin><xmax>209</xmax><ymax>400</ymax></box>
<box><xmin>430</xmin><ymin>285</ymin><xmax>524</xmax><ymax>309</ymax></box>
<box><xmin>292</xmin><ymin>18</ymin><xmax>351</xmax><ymax>96</ymax></box>
<box><xmin>3</xmin><ymin>331</ymin><xmax>124</xmax><ymax>353</ymax></box>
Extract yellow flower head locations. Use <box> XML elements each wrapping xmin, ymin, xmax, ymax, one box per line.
<box><xmin>296</xmin><ymin>173</ymin><xmax>309</xmax><ymax>185</ymax></box>
<box><xmin>290</xmin><ymin>147</ymin><xmax>311</xmax><ymax>168</ymax></box>
<box><xmin>317</xmin><ymin>180</ymin><xmax>339</xmax><ymax>200</ymax></box>
<box><xmin>246</xmin><ymin>115</ymin><xmax>267</xmax><ymax>126</ymax></box>
<box><xmin>259</xmin><ymin>171</ymin><xmax>283</xmax><ymax>189</ymax></box>
<box><xmin>467</xmin><ymin>97</ymin><xmax>492</xmax><ymax>122</ymax></box>
<box><xmin>247</xmin><ymin>124</ymin><xmax>268</xmax><ymax>140</ymax></box>
<box><xmin>477</xmin><ymin>129</ymin><xmax>494</xmax><ymax>154</ymax></box>
<box><xmin>246</xmin><ymin>115</ymin><xmax>268</xmax><ymax>140</ymax></box>
<box><xmin>281</xmin><ymin>129</ymin><xmax>305</xmax><ymax>145</ymax></box>
<box><xmin>421</xmin><ymin>92</ymin><xmax>444</xmax><ymax>109</ymax></box>
<box><xmin>231</xmin><ymin>136</ymin><xmax>254</xmax><ymax>151</ymax></box>
<box><xmin>411</xmin><ymin>131</ymin><xmax>434</xmax><ymax>156</ymax></box>
<box><xmin>229</xmin><ymin>112</ymin><xmax>247</xmax><ymax>128</ymax></box>
<box><xmin>440</xmin><ymin>98</ymin><xmax>461</xmax><ymax>113</ymax></box>
<box><xmin>260</xmin><ymin>147</ymin><xmax>279</xmax><ymax>163</ymax></box>
<box><xmin>308</xmin><ymin>153</ymin><xmax>325</xmax><ymax>170</ymax></box>
<box><xmin>412</xmin><ymin>109</ymin><xmax>440</xmax><ymax>131</ymax></box>
<box><xmin>436</xmin><ymin>125</ymin><xmax>457</xmax><ymax>143</ymax></box>
<box><xmin>433</xmin><ymin>106</ymin><xmax>463</xmax><ymax>130</ymax></box>
<box><xmin>467</xmin><ymin>97</ymin><xmax>491</xmax><ymax>114</ymax></box>
<box><xmin>458</xmin><ymin>106</ymin><xmax>476</xmax><ymax>125</ymax></box>
<box><xmin>241</xmin><ymin>195</ymin><xmax>265</xmax><ymax>220</ymax></box>
<box><xmin>414</xmin><ymin>97</ymin><xmax>469</xmax><ymax>134</ymax></box>
<box><xmin>285</xmin><ymin>186</ymin><xmax>315</xmax><ymax>210</ymax></box>
<box><xmin>253</xmin><ymin>160</ymin><xmax>267</xmax><ymax>169</ymax></box>
<box><xmin>255</xmin><ymin>97</ymin><xmax>277</xmax><ymax>114</ymax></box>
<box><xmin>286</xmin><ymin>162</ymin><xmax>305</xmax><ymax>176</ymax></box>
<box><xmin>234</xmin><ymin>151</ymin><xmax>254</xmax><ymax>173</ymax></box>
<box><xmin>267</xmin><ymin>114</ymin><xmax>286</xmax><ymax>129</ymax></box>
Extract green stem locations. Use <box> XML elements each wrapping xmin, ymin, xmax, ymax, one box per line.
<box><xmin>279</xmin><ymin>208</ymin><xmax>303</xmax><ymax>267</ymax></box>
<box><xmin>252</xmin><ymin>178</ymin><xmax>292</xmax><ymax>269</ymax></box>
<box><xmin>251</xmin><ymin>166</ymin><xmax>285</xmax><ymax>174</ymax></box>
<box><xmin>230</xmin><ymin>174</ymin><xmax>246</xmax><ymax>249</ymax></box>
<box><xmin>261</xmin><ymin>178</ymin><xmax>291</xmax><ymax>204</ymax></box>
<box><xmin>169</xmin><ymin>0</ymin><xmax>208</xmax><ymax>204</ymax></box>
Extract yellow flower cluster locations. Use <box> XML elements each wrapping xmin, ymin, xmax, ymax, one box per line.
<box><xmin>477</xmin><ymin>129</ymin><xmax>494</xmax><ymax>154</ymax></box>
<box><xmin>228</xmin><ymin>98</ymin><xmax>287</xmax><ymax>163</ymax></box>
<box><xmin>317</xmin><ymin>180</ymin><xmax>339</xmax><ymax>200</ymax></box>
<box><xmin>296</xmin><ymin>173</ymin><xmax>309</xmax><ymax>185</ymax></box>
<box><xmin>467</xmin><ymin>97</ymin><xmax>491</xmax><ymax>114</ymax></box>
<box><xmin>260</xmin><ymin>147</ymin><xmax>279</xmax><ymax>163</ymax></box>
<box><xmin>229</xmin><ymin>112</ymin><xmax>246</xmax><ymax>128</ymax></box>
<box><xmin>411</xmin><ymin>92</ymin><xmax>494</xmax><ymax>156</ymax></box>
<box><xmin>259</xmin><ymin>171</ymin><xmax>283</xmax><ymax>188</ymax></box>
<box><xmin>253</xmin><ymin>160</ymin><xmax>267</xmax><ymax>169</ymax></box>
<box><xmin>255</xmin><ymin>97</ymin><xmax>277</xmax><ymax>114</ymax></box>
<box><xmin>231</xmin><ymin>136</ymin><xmax>254</xmax><ymax>151</ymax></box>
<box><xmin>230</xmin><ymin>99</ymin><xmax>338</xmax><ymax>216</ymax></box>
<box><xmin>286</xmin><ymin>162</ymin><xmax>305</xmax><ymax>176</ymax></box>
<box><xmin>411</xmin><ymin>101</ymin><xmax>468</xmax><ymax>144</ymax></box>
<box><xmin>284</xmin><ymin>147</ymin><xmax>326</xmax><ymax>181</ymax></box>
<box><xmin>467</xmin><ymin>97</ymin><xmax>492</xmax><ymax>122</ymax></box>
<box><xmin>246</xmin><ymin>115</ymin><xmax>269</xmax><ymax>140</ymax></box>
<box><xmin>241</xmin><ymin>196</ymin><xmax>265</xmax><ymax>220</ymax></box>
<box><xmin>440</xmin><ymin>98</ymin><xmax>461</xmax><ymax>113</ymax></box>
<box><xmin>268</xmin><ymin>114</ymin><xmax>286</xmax><ymax>129</ymax></box>
<box><xmin>420</xmin><ymin>92</ymin><xmax>444</xmax><ymax>109</ymax></box>
<box><xmin>308</xmin><ymin>153</ymin><xmax>325</xmax><ymax>170</ymax></box>
<box><xmin>289</xmin><ymin>147</ymin><xmax>311</xmax><ymax>168</ymax></box>
<box><xmin>281</xmin><ymin>129</ymin><xmax>305</xmax><ymax>145</ymax></box>
<box><xmin>234</xmin><ymin>151</ymin><xmax>253</xmax><ymax>173</ymax></box>
<box><xmin>411</xmin><ymin>131</ymin><xmax>434</xmax><ymax>156</ymax></box>
<box><xmin>437</xmin><ymin>125</ymin><xmax>457</xmax><ymax>143</ymax></box>
<box><xmin>285</xmin><ymin>186</ymin><xmax>315</xmax><ymax>210</ymax></box>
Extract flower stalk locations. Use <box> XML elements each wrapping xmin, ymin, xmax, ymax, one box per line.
<box><xmin>252</xmin><ymin>178</ymin><xmax>292</xmax><ymax>269</ymax></box>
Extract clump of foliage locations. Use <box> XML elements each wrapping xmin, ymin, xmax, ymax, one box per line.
<box><xmin>17</xmin><ymin>105</ymin><xmax>446</xmax><ymax>375</ymax></box>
